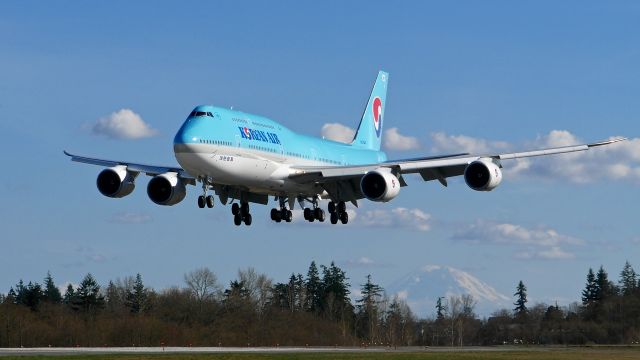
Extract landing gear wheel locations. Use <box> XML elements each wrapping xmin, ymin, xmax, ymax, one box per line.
<box><xmin>315</xmin><ymin>208</ymin><xmax>325</xmax><ymax>222</ymax></box>
<box><xmin>206</xmin><ymin>195</ymin><xmax>215</xmax><ymax>208</ymax></box>
<box><xmin>270</xmin><ymin>208</ymin><xmax>279</xmax><ymax>221</ymax></box>
<box><xmin>241</xmin><ymin>202</ymin><xmax>250</xmax><ymax>216</ymax></box>
<box><xmin>303</xmin><ymin>208</ymin><xmax>312</xmax><ymax>221</ymax></box>
<box><xmin>330</xmin><ymin>212</ymin><xmax>338</xmax><ymax>224</ymax></box>
<box><xmin>197</xmin><ymin>195</ymin><xmax>206</xmax><ymax>209</ymax></box>
<box><xmin>231</xmin><ymin>203</ymin><xmax>240</xmax><ymax>215</ymax></box>
<box><xmin>244</xmin><ymin>213</ymin><xmax>252</xmax><ymax>226</ymax></box>
<box><xmin>285</xmin><ymin>210</ymin><xmax>293</xmax><ymax>222</ymax></box>
<box><xmin>233</xmin><ymin>214</ymin><xmax>242</xmax><ymax>226</ymax></box>
<box><xmin>339</xmin><ymin>211</ymin><xmax>349</xmax><ymax>224</ymax></box>
<box><xmin>337</xmin><ymin>201</ymin><xmax>346</xmax><ymax>213</ymax></box>
<box><xmin>328</xmin><ymin>201</ymin><xmax>336</xmax><ymax>214</ymax></box>
<box><xmin>314</xmin><ymin>208</ymin><xmax>322</xmax><ymax>220</ymax></box>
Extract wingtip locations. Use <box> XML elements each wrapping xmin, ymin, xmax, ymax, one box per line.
<box><xmin>63</xmin><ymin>150</ymin><xmax>71</xmax><ymax>156</ymax></box>
<box><xmin>588</xmin><ymin>137</ymin><xmax>628</xmax><ymax>147</ymax></box>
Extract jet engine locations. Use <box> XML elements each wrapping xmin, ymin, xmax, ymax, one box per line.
<box><xmin>96</xmin><ymin>165</ymin><xmax>136</xmax><ymax>198</ymax></box>
<box><xmin>464</xmin><ymin>158</ymin><xmax>503</xmax><ymax>191</ymax></box>
<box><xmin>360</xmin><ymin>169</ymin><xmax>401</xmax><ymax>202</ymax></box>
<box><xmin>147</xmin><ymin>172</ymin><xmax>187</xmax><ymax>206</ymax></box>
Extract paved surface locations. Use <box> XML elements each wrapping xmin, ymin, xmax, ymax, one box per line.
<box><xmin>0</xmin><ymin>345</ymin><xmax>590</xmax><ymax>356</ymax></box>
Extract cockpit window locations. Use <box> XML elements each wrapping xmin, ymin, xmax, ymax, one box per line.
<box><xmin>189</xmin><ymin>111</ymin><xmax>214</xmax><ymax>118</ymax></box>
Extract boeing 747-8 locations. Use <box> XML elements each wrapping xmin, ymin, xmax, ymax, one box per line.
<box><xmin>66</xmin><ymin>71</ymin><xmax>625</xmax><ymax>225</ymax></box>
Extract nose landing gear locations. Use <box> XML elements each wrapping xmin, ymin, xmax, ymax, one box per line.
<box><xmin>197</xmin><ymin>179</ymin><xmax>215</xmax><ymax>209</ymax></box>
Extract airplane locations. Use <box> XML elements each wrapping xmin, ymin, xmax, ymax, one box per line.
<box><xmin>66</xmin><ymin>71</ymin><xmax>626</xmax><ymax>226</ymax></box>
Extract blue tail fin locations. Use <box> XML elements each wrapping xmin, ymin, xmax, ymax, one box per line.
<box><xmin>351</xmin><ymin>71</ymin><xmax>389</xmax><ymax>151</ymax></box>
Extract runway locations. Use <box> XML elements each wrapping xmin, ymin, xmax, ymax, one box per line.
<box><xmin>0</xmin><ymin>345</ymin><xmax>589</xmax><ymax>356</ymax></box>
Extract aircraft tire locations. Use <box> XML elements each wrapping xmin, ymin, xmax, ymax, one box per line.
<box><xmin>233</xmin><ymin>214</ymin><xmax>242</xmax><ymax>226</ymax></box>
<box><xmin>328</xmin><ymin>201</ymin><xmax>336</xmax><ymax>213</ymax></box>
<box><xmin>303</xmin><ymin>208</ymin><xmax>312</xmax><ymax>220</ymax></box>
<box><xmin>330</xmin><ymin>212</ymin><xmax>338</xmax><ymax>224</ymax></box>
<box><xmin>206</xmin><ymin>195</ymin><xmax>215</xmax><ymax>208</ymax></box>
<box><xmin>270</xmin><ymin>208</ymin><xmax>279</xmax><ymax>221</ymax></box>
<box><xmin>340</xmin><ymin>211</ymin><xmax>348</xmax><ymax>224</ymax></box>
<box><xmin>241</xmin><ymin>202</ymin><xmax>250</xmax><ymax>216</ymax></box>
<box><xmin>337</xmin><ymin>201</ymin><xmax>346</xmax><ymax>213</ymax></box>
<box><xmin>286</xmin><ymin>210</ymin><xmax>293</xmax><ymax>222</ymax></box>
<box><xmin>244</xmin><ymin>213</ymin><xmax>252</xmax><ymax>226</ymax></box>
<box><xmin>197</xmin><ymin>195</ymin><xmax>206</xmax><ymax>208</ymax></box>
<box><xmin>232</xmin><ymin>203</ymin><xmax>240</xmax><ymax>215</ymax></box>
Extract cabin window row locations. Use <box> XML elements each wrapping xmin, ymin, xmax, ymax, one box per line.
<box><xmin>199</xmin><ymin>139</ymin><xmax>231</xmax><ymax>146</ymax></box>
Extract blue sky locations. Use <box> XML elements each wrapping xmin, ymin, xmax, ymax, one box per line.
<box><xmin>1</xmin><ymin>1</ymin><xmax>639</xmax><ymax>315</ymax></box>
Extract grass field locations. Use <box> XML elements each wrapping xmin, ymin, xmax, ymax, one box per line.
<box><xmin>1</xmin><ymin>348</ymin><xmax>640</xmax><ymax>360</ymax></box>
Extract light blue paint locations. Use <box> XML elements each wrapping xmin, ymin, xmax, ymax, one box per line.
<box><xmin>174</xmin><ymin>72</ymin><xmax>390</xmax><ymax>166</ymax></box>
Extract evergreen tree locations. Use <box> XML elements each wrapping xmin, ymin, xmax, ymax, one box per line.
<box><xmin>305</xmin><ymin>261</ymin><xmax>322</xmax><ymax>313</ymax></box>
<box><xmin>13</xmin><ymin>280</ymin><xmax>26</xmax><ymax>305</ymax></box>
<box><xmin>356</xmin><ymin>274</ymin><xmax>383</xmax><ymax>341</ymax></box>
<box><xmin>63</xmin><ymin>284</ymin><xmax>75</xmax><ymax>305</ymax></box>
<box><xmin>125</xmin><ymin>273</ymin><xmax>149</xmax><ymax>314</ymax></box>
<box><xmin>595</xmin><ymin>266</ymin><xmax>616</xmax><ymax>300</ymax></box>
<box><xmin>513</xmin><ymin>280</ymin><xmax>528</xmax><ymax>317</ymax></box>
<box><xmin>582</xmin><ymin>268</ymin><xmax>598</xmax><ymax>305</ymax></box>
<box><xmin>619</xmin><ymin>261</ymin><xmax>637</xmax><ymax>296</ymax></box>
<box><xmin>43</xmin><ymin>271</ymin><xmax>62</xmax><ymax>303</ymax></box>
<box><xmin>13</xmin><ymin>280</ymin><xmax>44</xmax><ymax>310</ymax></box>
<box><xmin>436</xmin><ymin>297</ymin><xmax>447</xmax><ymax>321</ymax></box>
<box><xmin>6</xmin><ymin>287</ymin><xmax>17</xmax><ymax>303</ymax></box>
<box><xmin>321</xmin><ymin>262</ymin><xmax>352</xmax><ymax>321</ymax></box>
<box><xmin>23</xmin><ymin>282</ymin><xmax>44</xmax><ymax>310</ymax></box>
<box><xmin>73</xmin><ymin>273</ymin><xmax>104</xmax><ymax>313</ymax></box>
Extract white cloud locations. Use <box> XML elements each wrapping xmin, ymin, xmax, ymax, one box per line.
<box><xmin>454</xmin><ymin>220</ymin><xmax>583</xmax><ymax>247</ymax></box>
<box><xmin>430</xmin><ymin>131</ymin><xmax>510</xmax><ymax>154</ymax></box>
<box><xmin>396</xmin><ymin>290</ymin><xmax>409</xmax><ymax>300</ymax></box>
<box><xmin>453</xmin><ymin>220</ymin><xmax>582</xmax><ymax>260</ymax></box>
<box><xmin>515</xmin><ymin>246</ymin><xmax>575</xmax><ymax>260</ymax></box>
<box><xmin>321</xmin><ymin>123</ymin><xmax>355</xmax><ymax>143</ymax></box>
<box><xmin>357</xmin><ymin>207</ymin><xmax>431</xmax><ymax>231</ymax></box>
<box><xmin>92</xmin><ymin>108</ymin><xmax>158</xmax><ymax>139</ymax></box>
<box><xmin>384</xmin><ymin>127</ymin><xmax>420</xmax><ymax>151</ymax></box>
<box><xmin>110</xmin><ymin>212</ymin><xmax>153</xmax><ymax>224</ymax></box>
<box><xmin>343</xmin><ymin>256</ymin><xmax>384</xmax><ymax>268</ymax></box>
<box><xmin>430</xmin><ymin>130</ymin><xmax>638</xmax><ymax>183</ymax></box>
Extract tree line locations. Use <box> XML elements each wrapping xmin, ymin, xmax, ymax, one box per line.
<box><xmin>1</xmin><ymin>260</ymin><xmax>639</xmax><ymax>347</ymax></box>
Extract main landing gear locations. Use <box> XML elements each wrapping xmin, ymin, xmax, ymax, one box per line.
<box><xmin>303</xmin><ymin>198</ymin><xmax>326</xmax><ymax>223</ymax></box>
<box><xmin>232</xmin><ymin>202</ymin><xmax>252</xmax><ymax>226</ymax></box>
<box><xmin>271</xmin><ymin>197</ymin><xmax>293</xmax><ymax>223</ymax></box>
<box><xmin>328</xmin><ymin>201</ymin><xmax>348</xmax><ymax>225</ymax></box>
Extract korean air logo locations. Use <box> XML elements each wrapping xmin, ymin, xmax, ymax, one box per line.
<box><xmin>372</xmin><ymin>97</ymin><xmax>383</xmax><ymax>138</ymax></box>
<box><xmin>243</xmin><ymin>127</ymin><xmax>252</xmax><ymax>139</ymax></box>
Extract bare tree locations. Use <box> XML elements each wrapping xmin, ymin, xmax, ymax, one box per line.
<box><xmin>238</xmin><ymin>267</ymin><xmax>272</xmax><ymax>312</ymax></box>
<box><xmin>184</xmin><ymin>267</ymin><xmax>220</xmax><ymax>302</ymax></box>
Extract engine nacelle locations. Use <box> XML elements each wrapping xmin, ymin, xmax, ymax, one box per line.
<box><xmin>360</xmin><ymin>169</ymin><xmax>401</xmax><ymax>202</ymax></box>
<box><xmin>147</xmin><ymin>172</ymin><xmax>186</xmax><ymax>206</ymax></box>
<box><xmin>464</xmin><ymin>158</ymin><xmax>503</xmax><ymax>191</ymax></box>
<box><xmin>96</xmin><ymin>165</ymin><xmax>136</xmax><ymax>198</ymax></box>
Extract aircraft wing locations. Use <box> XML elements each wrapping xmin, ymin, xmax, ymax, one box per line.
<box><xmin>289</xmin><ymin>137</ymin><xmax>626</xmax><ymax>202</ymax></box>
<box><xmin>64</xmin><ymin>151</ymin><xmax>196</xmax><ymax>184</ymax></box>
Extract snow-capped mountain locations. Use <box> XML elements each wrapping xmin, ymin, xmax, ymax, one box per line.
<box><xmin>385</xmin><ymin>265</ymin><xmax>510</xmax><ymax>317</ymax></box>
